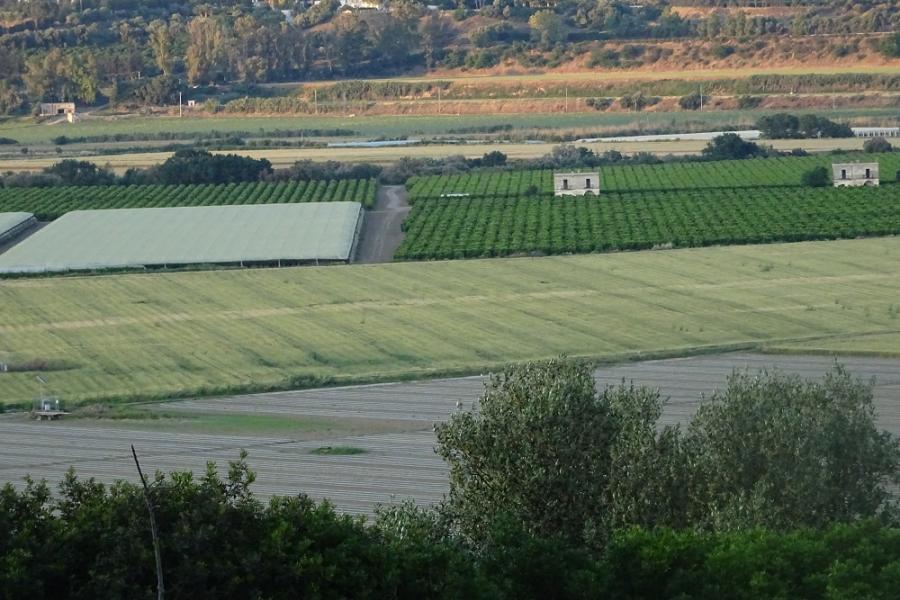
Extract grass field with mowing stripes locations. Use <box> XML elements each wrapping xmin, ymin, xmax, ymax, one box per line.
<box><xmin>0</xmin><ymin>237</ymin><xmax>898</xmax><ymax>407</ymax></box>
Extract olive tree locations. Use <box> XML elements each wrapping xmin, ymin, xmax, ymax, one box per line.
<box><xmin>435</xmin><ymin>359</ymin><xmax>686</xmax><ymax>547</ymax></box>
<box><xmin>437</xmin><ymin>359</ymin><xmax>900</xmax><ymax>547</ymax></box>
<box><xmin>684</xmin><ymin>367</ymin><xmax>900</xmax><ymax>530</ymax></box>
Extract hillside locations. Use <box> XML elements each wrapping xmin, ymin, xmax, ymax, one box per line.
<box><xmin>1</xmin><ymin>0</ymin><xmax>899</xmax><ymax>116</ymax></box>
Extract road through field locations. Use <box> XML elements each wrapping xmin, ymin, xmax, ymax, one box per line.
<box><xmin>1</xmin><ymin>353</ymin><xmax>899</xmax><ymax>516</ymax></box>
<box><xmin>354</xmin><ymin>185</ymin><xmax>409</xmax><ymax>263</ymax></box>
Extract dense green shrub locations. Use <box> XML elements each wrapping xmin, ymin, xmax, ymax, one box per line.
<box><xmin>802</xmin><ymin>165</ymin><xmax>830</xmax><ymax>187</ymax></box>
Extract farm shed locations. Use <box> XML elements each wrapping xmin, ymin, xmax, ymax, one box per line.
<box><xmin>0</xmin><ymin>203</ymin><xmax>362</xmax><ymax>274</ymax></box>
<box><xmin>833</xmin><ymin>163</ymin><xmax>879</xmax><ymax>187</ymax></box>
<box><xmin>39</xmin><ymin>102</ymin><xmax>75</xmax><ymax>117</ymax></box>
<box><xmin>0</xmin><ymin>212</ymin><xmax>36</xmax><ymax>245</ymax></box>
<box><xmin>554</xmin><ymin>172</ymin><xmax>600</xmax><ymax>196</ymax></box>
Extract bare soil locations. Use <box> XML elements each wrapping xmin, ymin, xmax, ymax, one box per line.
<box><xmin>354</xmin><ymin>185</ymin><xmax>410</xmax><ymax>263</ymax></box>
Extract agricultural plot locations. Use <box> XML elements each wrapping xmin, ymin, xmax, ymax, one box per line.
<box><xmin>0</xmin><ymin>236</ymin><xmax>898</xmax><ymax>406</ymax></box>
<box><xmin>396</xmin><ymin>185</ymin><xmax>900</xmax><ymax>259</ymax></box>
<box><xmin>2</xmin><ymin>353</ymin><xmax>900</xmax><ymax>515</ymax></box>
<box><xmin>0</xmin><ymin>179</ymin><xmax>377</xmax><ymax>220</ymax></box>
<box><xmin>0</xmin><ymin>202</ymin><xmax>362</xmax><ymax>274</ymax></box>
<box><xmin>406</xmin><ymin>153</ymin><xmax>900</xmax><ymax>200</ymax></box>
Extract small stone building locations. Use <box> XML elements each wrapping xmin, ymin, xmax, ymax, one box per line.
<box><xmin>553</xmin><ymin>172</ymin><xmax>600</xmax><ymax>196</ymax></box>
<box><xmin>832</xmin><ymin>162</ymin><xmax>879</xmax><ymax>187</ymax></box>
<box><xmin>39</xmin><ymin>102</ymin><xmax>76</xmax><ymax>117</ymax></box>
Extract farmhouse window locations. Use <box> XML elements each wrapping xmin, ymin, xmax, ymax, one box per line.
<box><xmin>585</xmin><ymin>178</ymin><xmax>592</xmax><ymax>189</ymax></box>
<box><xmin>562</xmin><ymin>178</ymin><xmax>569</xmax><ymax>190</ymax></box>
<box><xmin>865</xmin><ymin>168</ymin><xmax>871</xmax><ymax>179</ymax></box>
<box><xmin>841</xmin><ymin>169</ymin><xmax>847</xmax><ymax>180</ymax></box>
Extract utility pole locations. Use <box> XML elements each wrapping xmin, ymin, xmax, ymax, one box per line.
<box><xmin>314</xmin><ymin>89</ymin><xmax>318</xmax><ymax>114</ymax></box>
<box><xmin>178</xmin><ymin>92</ymin><xmax>182</xmax><ymax>117</ymax></box>
<box><xmin>437</xmin><ymin>86</ymin><xmax>441</xmax><ymax>114</ymax></box>
<box><xmin>699</xmin><ymin>84</ymin><xmax>703</xmax><ymax>111</ymax></box>
<box><xmin>565</xmin><ymin>87</ymin><xmax>568</xmax><ymax>113</ymax></box>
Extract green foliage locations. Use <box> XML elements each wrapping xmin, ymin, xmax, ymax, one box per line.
<box><xmin>864</xmin><ymin>137</ymin><xmax>894</xmax><ymax>154</ymax></box>
<box><xmin>43</xmin><ymin>160</ymin><xmax>116</xmax><ymax>187</ymax></box>
<box><xmin>407</xmin><ymin>154</ymin><xmax>900</xmax><ymax>200</ymax></box>
<box><xmin>437</xmin><ymin>360</ymin><xmax>900</xmax><ymax>550</ymax></box>
<box><xmin>147</xmin><ymin>149</ymin><xmax>272</xmax><ymax>185</ymax></box>
<box><xmin>684</xmin><ymin>368</ymin><xmax>900</xmax><ymax>531</ymax></box>
<box><xmin>701</xmin><ymin>133</ymin><xmax>764</xmax><ymax>160</ymax></box>
<box><xmin>802</xmin><ymin>165</ymin><xmax>831</xmax><ymax>187</ymax></box>
<box><xmin>881</xmin><ymin>31</ymin><xmax>900</xmax><ymax>58</ymax></box>
<box><xmin>397</xmin><ymin>185</ymin><xmax>900</xmax><ymax>260</ymax></box>
<box><xmin>758</xmin><ymin>113</ymin><xmax>854</xmax><ymax>139</ymax></box>
<box><xmin>436</xmin><ymin>359</ymin><xmax>618</xmax><ymax>545</ymax></box>
<box><xmin>0</xmin><ymin>179</ymin><xmax>378</xmax><ymax>220</ymax></box>
<box><xmin>678</xmin><ymin>92</ymin><xmax>703</xmax><ymax>110</ymax></box>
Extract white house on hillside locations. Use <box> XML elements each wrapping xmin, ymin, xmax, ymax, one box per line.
<box><xmin>832</xmin><ymin>162</ymin><xmax>879</xmax><ymax>187</ymax></box>
<box><xmin>553</xmin><ymin>172</ymin><xmax>600</xmax><ymax>196</ymax></box>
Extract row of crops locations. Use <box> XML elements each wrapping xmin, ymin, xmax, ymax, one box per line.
<box><xmin>0</xmin><ymin>179</ymin><xmax>378</xmax><ymax>220</ymax></box>
<box><xmin>395</xmin><ymin>185</ymin><xmax>900</xmax><ymax>260</ymax></box>
<box><xmin>406</xmin><ymin>153</ymin><xmax>900</xmax><ymax>200</ymax></box>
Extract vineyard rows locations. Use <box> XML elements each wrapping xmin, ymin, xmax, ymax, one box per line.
<box><xmin>407</xmin><ymin>153</ymin><xmax>900</xmax><ymax>200</ymax></box>
<box><xmin>0</xmin><ymin>179</ymin><xmax>377</xmax><ymax>220</ymax></box>
<box><xmin>395</xmin><ymin>185</ymin><xmax>900</xmax><ymax>260</ymax></box>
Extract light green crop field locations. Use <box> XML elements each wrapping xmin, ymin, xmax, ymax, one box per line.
<box><xmin>1</xmin><ymin>107</ymin><xmax>897</xmax><ymax>145</ymax></box>
<box><xmin>767</xmin><ymin>332</ymin><xmax>900</xmax><ymax>358</ymax></box>
<box><xmin>1</xmin><ymin>237</ymin><xmax>898</xmax><ymax>407</ymax></box>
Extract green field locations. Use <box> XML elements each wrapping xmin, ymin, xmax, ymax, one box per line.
<box><xmin>396</xmin><ymin>185</ymin><xmax>900</xmax><ymax>259</ymax></box>
<box><xmin>407</xmin><ymin>153</ymin><xmax>900</xmax><ymax>200</ymax></box>
<box><xmin>1</xmin><ymin>237</ymin><xmax>898</xmax><ymax>407</ymax></box>
<box><xmin>766</xmin><ymin>332</ymin><xmax>900</xmax><ymax>357</ymax></box>
<box><xmin>2</xmin><ymin>107</ymin><xmax>898</xmax><ymax>145</ymax></box>
<box><xmin>0</xmin><ymin>179</ymin><xmax>378</xmax><ymax>219</ymax></box>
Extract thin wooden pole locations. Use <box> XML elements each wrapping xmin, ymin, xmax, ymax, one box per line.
<box><xmin>132</xmin><ymin>445</ymin><xmax>165</xmax><ymax>600</ymax></box>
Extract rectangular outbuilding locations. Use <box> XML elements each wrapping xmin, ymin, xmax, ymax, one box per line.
<box><xmin>833</xmin><ymin>162</ymin><xmax>879</xmax><ymax>187</ymax></box>
<box><xmin>553</xmin><ymin>172</ymin><xmax>600</xmax><ymax>196</ymax></box>
<box><xmin>39</xmin><ymin>102</ymin><xmax>75</xmax><ymax>117</ymax></box>
<box><xmin>0</xmin><ymin>203</ymin><xmax>362</xmax><ymax>274</ymax></box>
<box><xmin>0</xmin><ymin>212</ymin><xmax>37</xmax><ymax>245</ymax></box>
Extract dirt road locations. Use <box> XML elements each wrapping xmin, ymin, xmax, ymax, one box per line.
<box><xmin>354</xmin><ymin>185</ymin><xmax>410</xmax><ymax>263</ymax></box>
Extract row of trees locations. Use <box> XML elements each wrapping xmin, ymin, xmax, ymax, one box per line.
<box><xmin>3</xmin><ymin>360</ymin><xmax>899</xmax><ymax>598</ymax></box>
<box><xmin>1</xmin><ymin>1</ymin><xmax>898</xmax><ymax>112</ymax></box>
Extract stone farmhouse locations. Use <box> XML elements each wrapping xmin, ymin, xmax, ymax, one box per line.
<box><xmin>553</xmin><ymin>172</ymin><xmax>600</xmax><ymax>196</ymax></box>
<box><xmin>832</xmin><ymin>162</ymin><xmax>879</xmax><ymax>187</ymax></box>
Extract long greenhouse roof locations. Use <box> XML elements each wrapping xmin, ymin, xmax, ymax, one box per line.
<box><xmin>0</xmin><ymin>203</ymin><xmax>361</xmax><ymax>274</ymax></box>
<box><xmin>0</xmin><ymin>212</ymin><xmax>34</xmax><ymax>237</ymax></box>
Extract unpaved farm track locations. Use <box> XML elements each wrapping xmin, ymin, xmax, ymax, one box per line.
<box><xmin>2</xmin><ymin>352</ymin><xmax>899</xmax><ymax>515</ymax></box>
<box><xmin>354</xmin><ymin>185</ymin><xmax>409</xmax><ymax>263</ymax></box>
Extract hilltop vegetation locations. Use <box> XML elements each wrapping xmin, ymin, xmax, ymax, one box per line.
<box><xmin>0</xmin><ymin>0</ymin><xmax>898</xmax><ymax>115</ymax></box>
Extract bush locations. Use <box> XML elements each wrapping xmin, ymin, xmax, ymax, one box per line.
<box><xmin>678</xmin><ymin>92</ymin><xmax>703</xmax><ymax>110</ymax></box>
<box><xmin>863</xmin><ymin>137</ymin><xmax>894</xmax><ymax>153</ymax></box>
<box><xmin>701</xmin><ymin>133</ymin><xmax>763</xmax><ymax>160</ymax></box>
<box><xmin>881</xmin><ymin>31</ymin><xmax>900</xmax><ymax>58</ymax></box>
<box><xmin>757</xmin><ymin>113</ymin><xmax>853</xmax><ymax>139</ymax></box>
<box><xmin>736</xmin><ymin>95</ymin><xmax>762</xmax><ymax>109</ymax></box>
<box><xmin>801</xmin><ymin>165</ymin><xmax>831</xmax><ymax>187</ymax></box>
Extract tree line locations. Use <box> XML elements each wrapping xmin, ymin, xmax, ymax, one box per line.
<box><xmin>1</xmin><ymin>0</ymin><xmax>898</xmax><ymax>114</ymax></box>
<box><xmin>2</xmin><ymin>360</ymin><xmax>900</xmax><ymax>598</ymax></box>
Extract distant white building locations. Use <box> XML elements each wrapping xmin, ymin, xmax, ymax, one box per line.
<box><xmin>339</xmin><ymin>0</ymin><xmax>383</xmax><ymax>9</ymax></box>
<box><xmin>553</xmin><ymin>172</ymin><xmax>600</xmax><ymax>196</ymax></box>
<box><xmin>832</xmin><ymin>162</ymin><xmax>879</xmax><ymax>187</ymax></box>
<box><xmin>39</xmin><ymin>102</ymin><xmax>75</xmax><ymax>117</ymax></box>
